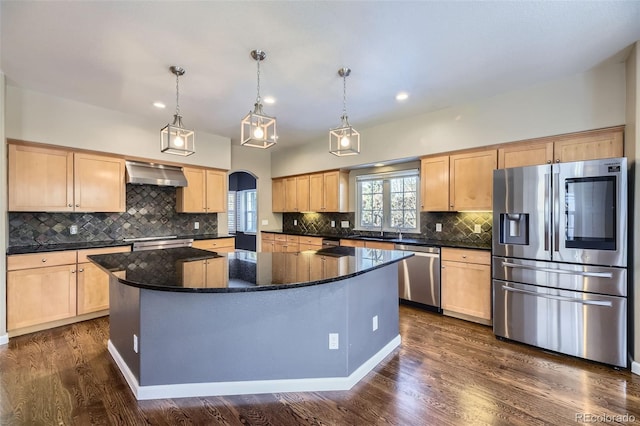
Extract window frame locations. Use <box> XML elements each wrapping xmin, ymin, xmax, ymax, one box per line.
<box><xmin>355</xmin><ymin>169</ymin><xmax>420</xmax><ymax>233</ymax></box>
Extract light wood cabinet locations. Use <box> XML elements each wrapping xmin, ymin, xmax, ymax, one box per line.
<box><xmin>420</xmin><ymin>156</ymin><xmax>450</xmax><ymax>211</ymax></box>
<box><xmin>298</xmin><ymin>235</ymin><xmax>323</xmax><ymax>251</ymax></box>
<box><xmin>449</xmin><ymin>150</ymin><xmax>496</xmax><ymax>211</ymax></box>
<box><xmin>274</xmin><ymin>234</ymin><xmax>299</xmax><ymax>252</ymax></box>
<box><xmin>76</xmin><ymin>246</ymin><xmax>131</xmax><ymax>315</ymax></box>
<box><xmin>8</xmin><ymin>143</ymin><xmax>125</xmax><ymax>212</ymax></box>
<box><xmin>309</xmin><ymin>171</ymin><xmax>349</xmax><ymax>212</ymax></box>
<box><xmin>261</xmin><ymin>232</ymin><xmax>276</xmax><ymax>252</ymax></box>
<box><xmin>340</xmin><ymin>239</ymin><xmax>365</xmax><ymax>248</ymax></box>
<box><xmin>192</xmin><ymin>238</ymin><xmax>235</xmax><ymax>253</ymax></box>
<box><xmin>498</xmin><ymin>127</ymin><xmax>624</xmax><ymax>168</ymax></box>
<box><xmin>364</xmin><ymin>241</ymin><xmax>395</xmax><ymax>250</ymax></box>
<box><xmin>441</xmin><ymin>248</ymin><xmax>491</xmax><ymax>325</ymax></box>
<box><xmin>421</xmin><ymin>150</ymin><xmax>496</xmax><ymax>212</ymax></box>
<box><xmin>176</xmin><ymin>167</ymin><xmax>227</xmax><ymax>213</ymax></box>
<box><xmin>7</xmin><ymin>246</ymin><xmax>131</xmax><ymax>334</ymax></box>
<box><xmin>272</xmin><ymin>178</ymin><xmax>285</xmax><ymax>212</ymax></box>
<box><xmin>282</xmin><ymin>176</ymin><xmax>309</xmax><ymax>212</ymax></box>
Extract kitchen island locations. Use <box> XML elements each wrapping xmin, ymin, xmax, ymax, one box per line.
<box><xmin>89</xmin><ymin>246</ymin><xmax>411</xmax><ymax>400</ymax></box>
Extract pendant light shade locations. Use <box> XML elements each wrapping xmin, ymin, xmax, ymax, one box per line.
<box><xmin>161</xmin><ymin>66</ymin><xmax>195</xmax><ymax>156</ymax></box>
<box><xmin>241</xmin><ymin>50</ymin><xmax>277</xmax><ymax>149</ymax></box>
<box><xmin>329</xmin><ymin>67</ymin><xmax>360</xmax><ymax>156</ymax></box>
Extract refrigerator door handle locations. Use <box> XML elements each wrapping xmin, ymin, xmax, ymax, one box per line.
<box><xmin>544</xmin><ymin>173</ymin><xmax>550</xmax><ymax>252</ymax></box>
<box><xmin>501</xmin><ymin>285</ymin><xmax>613</xmax><ymax>307</ymax></box>
<box><xmin>552</xmin><ymin>171</ymin><xmax>560</xmax><ymax>252</ymax></box>
<box><xmin>500</xmin><ymin>261</ymin><xmax>614</xmax><ymax>278</ymax></box>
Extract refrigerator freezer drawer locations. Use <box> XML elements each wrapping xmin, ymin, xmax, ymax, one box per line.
<box><xmin>493</xmin><ymin>280</ymin><xmax>627</xmax><ymax>367</ymax></box>
<box><xmin>492</xmin><ymin>257</ymin><xmax>627</xmax><ymax>297</ymax></box>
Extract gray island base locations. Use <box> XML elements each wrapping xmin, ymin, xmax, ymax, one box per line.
<box><xmin>91</xmin><ymin>247</ymin><xmax>408</xmax><ymax>400</ymax></box>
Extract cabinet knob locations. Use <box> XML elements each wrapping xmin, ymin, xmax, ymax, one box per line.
<box><xmin>450</xmin><ymin>205</ymin><xmax>454</xmax><ymax>208</ymax></box>
<box><xmin>41</xmin><ymin>258</ymin><xmax>47</xmax><ymax>263</ymax></box>
<box><xmin>68</xmin><ymin>204</ymin><xmax>73</xmax><ymax>207</ymax></box>
<box><xmin>71</xmin><ymin>270</ymin><xmax>76</xmax><ymax>274</ymax></box>
<box><xmin>79</xmin><ymin>268</ymin><xmax>84</xmax><ymax>272</ymax></box>
<box><xmin>547</xmin><ymin>160</ymin><xmax>552</xmax><ymax>164</ymax></box>
<box><xmin>75</xmin><ymin>204</ymin><xmax>80</xmax><ymax>207</ymax></box>
<box><xmin>555</xmin><ymin>159</ymin><xmax>560</xmax><ymax>163</ymax></box>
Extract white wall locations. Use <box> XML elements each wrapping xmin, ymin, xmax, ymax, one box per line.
<box><xmin>1</xmin><ymin>73</ymin><xmax>8</xmax><ymax>345</ymax></box>
<box><xmin>272</xmin><ymin>62</ymin><xmax>626</xmax><ymax>177</ymax></box>
<box><xmin>626</xmin><ymin>42</ymin><xmax>640</xmax><ymax>375</ymax></box>
<box><xmin>228</xmin><ymin>145</ymin><xmax>282</xmax><ymax>250</ymax></box>
<box><xmin>5</xmin><ymin>86</ymin><xmax>231</xmax><ymax>169</ymax></box>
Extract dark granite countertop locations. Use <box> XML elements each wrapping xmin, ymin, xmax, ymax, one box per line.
<box><xmin>261</xmin><ymin>230</ymin><xmax>491</xmax><ymax>251</ymax></box>
<box><xmin>7</xmin><ymin>234</ymin><xmax>236</xmax><ymax>255</ymax></box>
<box><xmin>88</xmin><ymin>246</ymin><xmax>412</xmax><ymax>293</ymax></box>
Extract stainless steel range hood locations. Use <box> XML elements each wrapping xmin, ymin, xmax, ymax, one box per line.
<box><xmin>125</xmin><ymin>161</ymin><xmax>188</xmax><ymax>187</ymax></box>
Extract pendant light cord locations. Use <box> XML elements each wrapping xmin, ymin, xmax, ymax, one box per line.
<box><xmin>342</xmin><ymin>73</ymin><xmax>347</xmax><ymax>117</ymax></box>
<box><xmin>256</xmin><ymin>58</ymin><xmax>262</xmax><ymax>105</ymax></box>
<box><xmin>175</xmin><ymin>72</ymin><xmax>181</xmax><ymax>117</ymax></box>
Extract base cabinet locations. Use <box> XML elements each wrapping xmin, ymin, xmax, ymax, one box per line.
<box><xmin>441</xmin><ymin>248</ymin><xmax>492</xmax><ymax>325</ymax></box>
<box><xmin>7</xmin><ymin>246</ymin><xmax>130</xmax><ymax>336</ymax></box>
<box><xmin>192</xmin><ymin>238</ymin><xmax>235</xmax><ymax>253</ymax></box>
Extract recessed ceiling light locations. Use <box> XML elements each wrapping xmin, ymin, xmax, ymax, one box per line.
<box><xmin>395</xmin><ymin>92</ymin><xmax>409</xmax><ymax>101</ymax></box>
<box><xmin>263</xmin><ymin>96</ymin><xmax>276</xmax><ymax>104</ymax></box>
<box><xmin>374</xmin><ymin>163</ymin><xmax>385</xmax><ymax>167</ymax></box>
<box><xmin>153</xmin><ymin>101</ymin><xmax>166</xmax><ymax>109</ymax></box>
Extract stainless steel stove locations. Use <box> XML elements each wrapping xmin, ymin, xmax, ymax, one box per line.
<box><xmin>124</xmin><ymin>236</ymin><xmax>194</xmax><ymax>251</ymax></box>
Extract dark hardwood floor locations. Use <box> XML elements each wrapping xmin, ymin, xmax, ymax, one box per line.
<box><xmin>1</xmin><ymin>305</ymin><xmax>639</xmax><ymax>425</ymax></box>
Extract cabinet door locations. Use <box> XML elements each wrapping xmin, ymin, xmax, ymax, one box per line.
<box><xmin>205</xmin><ymin>257</ymin><xmax>229</xmax><ymax>288</ymax></box>
<box><xmin>181</xmin><ymin>260</ymin><xmax>207</xmax><ymax>287</ymax></box>
<box><xmin>364</xmin><ymin>241</ymin><xmax>394</xmax><ymax>250</ymax></box>
<box><xmin>262</xmin><ymin>240</ymin><xmax>275</xmax><ymax>252</ymax></box>
<box><xmin>206</xmin><ymin>169</ymin><xmax>227</xmax><ymax>212</ymax></box>
<box><xmin>309</xmin><ymin>173</ymin><xmax>324</xmax><ymax>212</ymax></box>
<box><xmin>340</xmin><ymin>239</ymin><xmax>365</xmax><ymax>248</ymax></box>
<box><xmin>498</xmin><ymin>141</ymin><xmax>554</xmax><ymax>168</ymax></box>
<box><xmin>296</xmin><ymin>175</ymin><xmax>310</xmax><ymax>212</ymax></box>
<box><xmin>272</xmin><ymin>178</ymin><xmax>285</xmax><ymax>212</ymax></box>
<box><xmin>284</xmin><ymin>177</ymin><xmax>298</xmax><ymax>212</ymax></box>
<box><xmin>441</xmin><ymin>260</ymin><xmax>491</xmax><ymax>321</ymax></box>
<box><xmin>554</xmin><ymin>128</ymin><xmax>624</xmax><ymax>163</ymax></box>
<box><xmin>74</xmin><ymin>153</ymin><xmax>126</xmax><ymax>212</ymax></box>
<box><xmin>177</xmin><ymin>167</ymin><xmax>206</xmax><ymax>213</ymax></box>
<box><xmin>8</xmin><ymin>144</ymin><xmax>74</xmax><ymax>212</ymax></box>
<box><xmin>77</xmin><ymin>262</ymin><xmax>110</xmax><ymax>314</ymax></box>
<box><xmin>323</xmin><ymin>171</ymin><xmax>347</xmax><ymax>212</ymax></box>
<box><xmin>7</xmin><ymin>264</ymin><xmax>77</xmax><ymax>330</ymax></box>
<box><xmin>449</xmin><ymin>150</ymin><xmax>496</xmax><ymax>211</ymax></box>
<box><xmin>421</xmin><ymin>156</ymin><xmax>450</xmax><ymax>211</ymax></box>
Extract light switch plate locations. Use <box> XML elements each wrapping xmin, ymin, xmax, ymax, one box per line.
<box><xmin>341</xmin><ymin>221</ymin><xmax>350</xmax><ymax>228</ymax></box>
<box><xmin>261</xmin><ymin>219</ymin><xmax>268</xmax><ymax>226</ymax></box>
<box><xmin>331</xmin><ymin>220</ymin><xmax>336</xmax><ymax>227</ymax></box>
<box><xmin>329</xmin><ymin>333</ymin><xmax>339</xmax><ymax>350</ymax></box>
<box><xmin>474</xmin><ymin>224</ymin><xmax>482</xmax><ymax>233</ymax></box>
<box><xmin>436</xmin><ymin>223</ymin><xmax>442</xmax><ymax>232</ymax></box>
<box><xmin>294</xmin><ymin>219</ymin><xmax>298</xmax><ymax>226</ymax></box>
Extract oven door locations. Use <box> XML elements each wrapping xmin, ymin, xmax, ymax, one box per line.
<box><xmin>553</xmin><ymin>158</ymin><xmax>627</xmax><ymax>267</ymax></box>
<box><xmin>493</xmin><ymin>280</ymin><xmax>627</xmax><ymax>367</ymax></box>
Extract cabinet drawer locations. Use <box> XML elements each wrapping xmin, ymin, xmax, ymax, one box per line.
<box><xmin>261</xmin><ymin>232</ymin><xmax>275</xmax><ymax>241</ymax></box>
<box><xmin>192</xmin><ymin>238</ymin><xmax>235</xmax><ymax>252</ymax></box>
<box><xmin>77</xmin><ymin>246</ymin><xmax>130</xmax><ymax>263</ymax></box>
<box><xmin>299</xmin><ymin>236</ymin><xmax>323</xmax><ymax>246</ymax></box>
<box><xmin>7</xmin><ymin>251</ymin><xmax>77</xmax><ymax>271</ymax></box>
<box><xmin>274</xmin><ymin>234</ymin><xmax>288</xmax><ymax>242</ymax></box>
<box><xmin>441</xmin><ymin>248</ymin><xmax>490</xmax><ymax>265</ymax></box>
<box><xmin>286</xmin><ymin>235</ymin><xmax>300</xmax><ymax>243</ymax></box>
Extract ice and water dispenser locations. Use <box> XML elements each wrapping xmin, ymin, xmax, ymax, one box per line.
<box><xmin>499</xmin><ymin>213</ymin><xmax>529</xmax><ymax>245</ymax></box>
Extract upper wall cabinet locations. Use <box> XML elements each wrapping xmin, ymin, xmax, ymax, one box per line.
<box><xmin>273</xmin><ymin>170</ymin><xmax>348</xmax><ymax>213</ymax></box>
<box><xmin>498</xmin><ymin>127</ymin><xmax>624</xmax><ymax>168</ymax></box>
<box><xmin>8</xmin><ymin>143</ymin><xmax>126</xmax><ymax>212</ymax></box>
<box><xmin>421</xmin><ymin>149</ymin><xmax>497</xmax><ymax>212</ymax></box>
<box><xmin>176</xmin><ymin>167</ymin><xmax>227</xmax><ymax>213</ymax></box>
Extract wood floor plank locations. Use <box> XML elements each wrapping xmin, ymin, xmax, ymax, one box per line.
<box><xmin>2</xmin><ymin>306</ymin><xmax>640</xmax><ymax>425</ymax></box>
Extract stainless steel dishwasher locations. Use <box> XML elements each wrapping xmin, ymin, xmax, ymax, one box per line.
<box><xmin>395</xmin><ymin>244</ymin><xmax>441</xmax><ymax>311</ymax></box>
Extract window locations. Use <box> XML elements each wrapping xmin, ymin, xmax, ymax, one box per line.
<box><xmin>227</xmin><ymin>189</ymin><xmax>257</xmax><ymax>234</ymax></box>
<box><xmin>356</xmin><ymin>170</ymin><xmax>419</xmax><ymax>232</ymax></box>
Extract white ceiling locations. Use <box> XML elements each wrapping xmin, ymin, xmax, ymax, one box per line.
<box><xmin>2</xmin><ymin>1</ymin><xmax>640</xmax><ymax>151</ymax></box>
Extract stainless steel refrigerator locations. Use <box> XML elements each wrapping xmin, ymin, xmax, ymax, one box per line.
<box><xmin>492</xmin><ymin>157</ymin><xmax>628</xmax><ymax>367</ymax></box>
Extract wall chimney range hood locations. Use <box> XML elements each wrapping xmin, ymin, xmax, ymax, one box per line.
<box><xmin>125</xmin><ymin>161</ymin><xmax>188</xmax><ymax>187</ymax></box>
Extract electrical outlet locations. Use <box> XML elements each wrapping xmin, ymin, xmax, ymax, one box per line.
<box><xmin>133</xmin><ymin>334</ymin><xmax>138</xmax><ymax>353</ymax></box>
<box><xmin>194</xmin><ymin>221</ymin><xmax>199</xmax><ymax>230</ymax></box>
<box><xmin>341</xmin><ymin>221</ymin><xmax>350</xmax><ymax>228</ymax></box>
<box><xmin>474</xmin><ymin>224</ymin><xmax>482</xmax><ymax>234</ymax></box>
<box><xmin>372</xmin><ymin>315</ymin><xmax>378</xmax><ymax>331</ymax></box>
<box><xmin>329</xmin><ymin>333</ymin><xmax>339</xmax><ymax>350</ymax></box>
<box><xmin>436</xmin><ymin>223</ymin><xmax>442</xmax><ymax>232</ymax></box>
<box><xmin>294</xmin><ymin>219</ymin><xmax>298</xmax><ymax>226</ymax></box>
<box><xmin>331</xmin><ymin>220</ymin><xmax>336</xmax><ymax>227</ymax></box>
<box><xmin>69</xmin><ymin>225</ymin><xmax>78</xmax><ymax>235</ymax></box>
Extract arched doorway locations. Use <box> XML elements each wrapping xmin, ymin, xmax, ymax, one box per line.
<box><xmin>228</xmin><ymin>171</ymin><xmax>257</xmax><ymax>251</ymax></box>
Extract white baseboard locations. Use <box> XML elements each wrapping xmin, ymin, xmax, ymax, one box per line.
<box><xmin>631</xmin><ymin>360</ymin><xmax>640</xmax><ymax>376</ymax></box>
<box><xmin>108</xmin><ymin>335</ymin><xmax>401</xmax><ymax>400</ymax></box>
<box><xmin>0</xmin><ymin>333</ymin><xmax>8</xmax><ymax>346</ymax></box>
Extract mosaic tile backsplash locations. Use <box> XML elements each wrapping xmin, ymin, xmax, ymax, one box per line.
<box><xmin>283</xmin><ymin>211</ymin><xmax>492</xmax><ymax>244</ymax></box>
<box><xmin>8</xmin><ymin>184</ymin><xmax>218</xmax><ymax>246</ymax></box>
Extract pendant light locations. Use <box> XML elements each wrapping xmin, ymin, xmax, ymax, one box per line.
<box><xmin>329</xmin><ymin>67</ymin><xmax>360</xmax><ymax>156</ymax></box>
<box><xmin>161</xmin><ymin>66</ymin><xmax>195</xmax><ymax>156</ymax></box>
<box><xmin>241</xmin><ymin>50</ymin><xmax>277</xmax><ymax>149</ymax></box>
